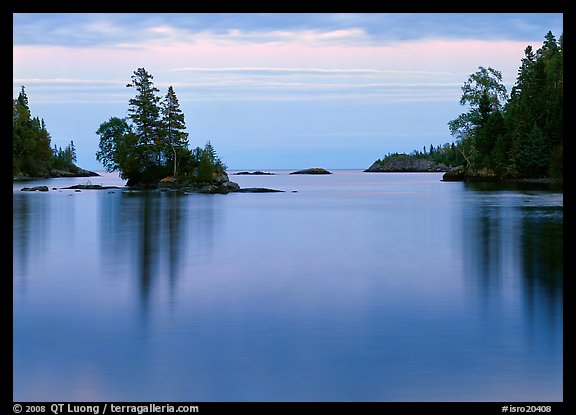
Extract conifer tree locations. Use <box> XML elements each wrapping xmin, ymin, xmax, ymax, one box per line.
<box><xmin>160</xmin><ymin>86</ymin><xmax>189</xmax><ymax>176</ymax></box>
<box><xmin>126</xmin><ymin>68</ymin><xmax>163</xmax><ymax>170</ymax></box>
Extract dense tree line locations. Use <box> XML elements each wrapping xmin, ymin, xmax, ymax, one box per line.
<box><xmin>96</xmin><ymin>67</ymin><xmax>227</xmax><ymax>185</ymax></box>
<box><xmin>12</xmin><ymin>86</ymin><xmax>79</xmax><ymax>177</ymax></box>
<box><xmin>375</xmin><ymin>142</ymin><xmax>463</xmax><ymax>168</ymax></box>
<box><xmin>375</xmin><ymin>31</ymin><xmax>563</xmax><ymax>180</ymax></box>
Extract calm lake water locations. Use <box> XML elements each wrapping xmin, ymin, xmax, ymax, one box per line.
<box><xmin>13</xmin><ymin>171</ymin><xmax>563</xmax><ymax>402</ymax></box>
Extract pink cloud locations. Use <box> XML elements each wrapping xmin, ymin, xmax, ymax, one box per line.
<box><xmin>14</xmin><ymin>37</ymin><xmax>539</xmax><ymax>103</ymax></box>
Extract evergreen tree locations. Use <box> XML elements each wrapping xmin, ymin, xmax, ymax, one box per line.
<box><xmin>504</xmin><ymin>31</ymin><xmax>562</xmax><ymax>178</ymax></box>
<box><xmin>13</xmin><ymin>87</ymin><xmax>90</xmax><ymax>177</ymax></box>
<box><xmin>13</xmin><ymin>86</ymin><xmax>33</xmax><ymax>174</ymax></box>
<box><xmin>160</xmin><ymin>86</ymin><xmax>189</xmax><ymax>176</ymax></box>
<box><xmin>69</xmin><ymin>140</ymin><xmax>77</xmax><ymax>165</ymax></box>
<box><xmin>126</xmin><ymin>67</ymin><xmax>164</xmax><ymax>171</ymax></box>
<box><xmin>12</xmin><ymin>85</ymin><xmax>55</xmax><ymax>176</ymax></box>
<box><xmin>514</xmin><ymin>124</ymin><xmax>549</xmax><ymax>177</ymax></box>
<box><xmin>195</xmin><ymin>141</ymin><xmax>227</xmax><ymax>182</ymax></box>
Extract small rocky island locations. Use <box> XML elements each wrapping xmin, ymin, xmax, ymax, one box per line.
<box><xmin>289</xmin><ymin>168</ymin><xmax>332</xmax><ymax>175</ymax></box>
<box><xmin>234</xmin><ymin>171</ymin><xmax>275</xmax><ymax>175</ymax></box>
<box><xmin>365</xmin><ymin>155</ymin><xmax>448</xmax><ymax>172</ymax></box>
<box><xmin>153</xmin><ymin>171</ymin><xmax>284</xmax><ymax>194</ymax></box>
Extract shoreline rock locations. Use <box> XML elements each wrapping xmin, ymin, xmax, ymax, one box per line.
<box><xmin>441</xmin><ymin>166</ymin><xmax>466</xmax><ymax>181</ymax></box>
<box><xmin>61</xmin><ymin>184</ymin><xmax>123</xmax><ymax>190</ymax></box>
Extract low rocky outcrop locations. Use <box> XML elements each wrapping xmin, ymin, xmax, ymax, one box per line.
<box><xmin>61</xmin><ymin>184</ymin><xmax>123</xmax><ymax>190</ymax></box>
<box><xmin>21</xmin><ymin>186</ymin><xmax>49</xmax><ymax>192</ymax></box>
<box><xmin>233</xmin><ymin>188</ymin><xmax>284</xmax><ymax>193</ymax></box>
<box><xmin>50</xmin><ymin>168</ymin><xmax>100</xmax><ymax>178</ymax></box>
<box><xmin>155</xmin><ymin>171</ymin><xmax>283</xmax><ymax>194</ymax></box>
<box><xmin>197</xmin><ymin>181</ymin><xmax>241</xmax><ymax>194</ymax></box>
<box><xmin>289</xmin><ymin>168</ymin><xmax>332</xmax><ymax>175</ymax></box>
<box><xmin>156</xmin><ymin>170</ymin><xmax>242</xmax><ymax>194</ymax></box>
<box><xmin>365</xmin><ymin>157</ymin><xmax>448</xmax><ymax>172</ymax></box>
<box><xmin>441</xmin><ymin>166</ymin><xmax>467</xmax><ymax>181</ymax></box>
<box><xmin>14</xmin><ymin>167</ymin><xmax>100</xmax><ymax>181</ymax></box>
<box><xmin>234</xmin><ymin>171</ymin><xmax>274</xmax><ymax>175</ymax></box>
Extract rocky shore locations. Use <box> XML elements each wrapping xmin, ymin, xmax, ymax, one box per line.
<box><xmin>441</xmin><ymin>166</ymin><xmax>563</xmax><ymax>187</ymax></box>
<box><xmin>20</xmin><ymin>170</ymin><xmax>285</xmax><ymax>194</ymax></box>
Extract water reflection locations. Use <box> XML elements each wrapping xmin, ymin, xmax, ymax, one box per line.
<box><xmin>462</xmin><ymin>182</ymin><xmax>563</xmax><ymax>330</ymax></box>
<box><xmin>98</xmin><ymin>191</ymin><xmax>218</xmax><ymax>318</ymax></box>
<box><xmin>13</xmin><ymin>175</ymin><xmax>563</xmax><ymax>401</ymax></box>
<box><xmin>519</xmin><ymin>205</ymin><xmax>563</xmax><ymax>330</ymax></box>
<box><xmin>13</xmin><ymin>195</ymin><xmax>32</xmax><ymax>282</ymax></box>
<box><xmin>13</xmin><ymin>193</ymin><xmax>54</xmax><ymax>291</ymax></box>
<box><xmin>467</xmin><ymin>200</ymin><xmax>505</xmax><ymax>298</ymax></box>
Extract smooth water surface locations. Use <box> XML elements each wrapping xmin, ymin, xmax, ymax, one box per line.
<box><xmin>13</xmin><ymin>171</ymin><xmax>563</xmax><ymax>402</ymax></box>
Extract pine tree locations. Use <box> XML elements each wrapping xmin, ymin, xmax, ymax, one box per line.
<box><xmin>126</xmin><ymin>68</ymin><xmax>163</xmax><ymax>169</ymax></box>
<box><xmin>160</xmin><ymin>86</ymin><xmax>189</xmax><ymax>176</ymax></box>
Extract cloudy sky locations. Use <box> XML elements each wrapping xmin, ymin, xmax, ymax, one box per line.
<box><xmin>13</xmin><ymin>13</ymin><xmax>563</xmax><ymax>170</ymax></box>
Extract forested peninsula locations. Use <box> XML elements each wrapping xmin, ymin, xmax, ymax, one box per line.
<box><xmin>13</xmin><ymin>86</ymin><xmax>98</xmax><ymax>179</ymax></box>
<box><xmin>367</xmin><ymin>31</ymin><xmax>563</xmax><ymax>183</ymax></box>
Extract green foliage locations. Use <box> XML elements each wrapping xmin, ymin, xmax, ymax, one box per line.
<box><xmin>445</xmin><ymin>31</ymin><xmax>563</xmax><ymax>179</ymax></box>
<box><xmin>13</xmin><ymin>86</ymin><xmax>80</xmax><ymax>177</ymax></box>
<box><xmin>96</xmin><ymin>68</ymin><xmax>227</xmax><ymax>185</ymax></box>
<box><xmin>548</xmin><ymin>144</ymin><xmax>563</xmax><ymax>178</ymax></box>
<box><xmin>376</xmin><ymin>142</ymin><xmax>463</xmax><ymax>169</ymax></box>
<box><xmin>448</xmin><ymin>66</ymin><xmax>508</xmax><ymax>148</ymax></box>
<box><xmin>160</xmin><ymin>85</ymin><xmax>189</xmax><ymax>176</ymax></box>
<box><xmin>53</xmin><ymin>141</ymin><xmax>77</xmax><ymax>171</ymax></box>
<box><xmin>125</xmin><ymin>68</ymin><xmax>164</xmax><ymax>170</ymax></box>
<box><xmin>514</xmin><ymin>124</ymin><xmax>549</xmax><ymax>178</ymax></box>
<box><xmin>96</xmin><ymin>117</ymin><xmax>136</xmax><ymax>178</ymax></box>
<box><xmin>459</xmin><ymin>66</ymin><xmax>507</xmax><ymax>111</ymax></box>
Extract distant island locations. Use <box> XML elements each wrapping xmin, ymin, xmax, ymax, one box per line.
<box><xmin>365</xmin><ymin>153</ymin><xmax>449</xmax><ymax>173</ymax></box>
<box><xmin>290</xmin><ymin>168</ymin><xmax>332</xmax><ymax>175</ymax></box>
<box><xmin>234</xmin><ymin>171</ymin><xmax>275</xmax><ymax>175</ymax></box>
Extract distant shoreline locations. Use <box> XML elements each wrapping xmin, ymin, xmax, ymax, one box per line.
<box><xmin>13</xmin><ymin>170</ymin><xmax>100</xmax><ymax>182</ymax></box>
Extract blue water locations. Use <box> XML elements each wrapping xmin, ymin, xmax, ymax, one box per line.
<box><xmin>13</xmin><ymin>171</ymin><xmax>563</xmax><ymax>402</ymax></box>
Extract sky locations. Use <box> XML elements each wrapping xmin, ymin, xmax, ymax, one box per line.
<box><xmin>12</xmin><ymin>13</ymin><xmax>563</xmax><ymax>171</ymax></box>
